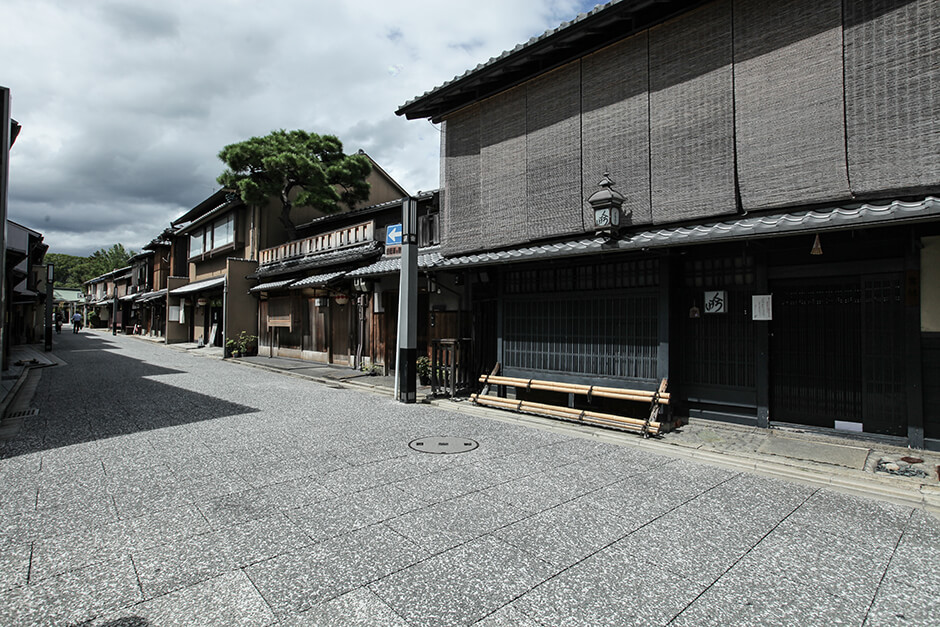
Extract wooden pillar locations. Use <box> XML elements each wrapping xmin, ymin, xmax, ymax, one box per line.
<box><xmin>906</xmin><ymin>230</ymin><xmax>924</xmax><ymax>448</ymax></box>
<box><xmin>755</xmin><ymin>250</ymin><xmax>770</xmax><ymax>429</ymax></box>
<box><xmin>657</xmin><ymin>253</ymin><xmax>671</xmax><ymax>383</ymax></box>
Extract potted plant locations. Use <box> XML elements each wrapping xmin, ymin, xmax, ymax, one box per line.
<box><xmin>416</xmin><ymin>356</ymin><xmax>431</xmax><ymax>385</ymax></box>
<box><xmin>226</xmin><ymin>331</ymin><xmax>258</xmax><ymax>358</ymax></box>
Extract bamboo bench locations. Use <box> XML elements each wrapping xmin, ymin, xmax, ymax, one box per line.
<box><xmin>471</xmin><ymin>374</ymin><xmax>670</xmax><ymax>437</ymax></box>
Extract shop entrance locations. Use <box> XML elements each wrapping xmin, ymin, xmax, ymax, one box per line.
<box><xmin>769</xmin><ymin>274</ymin><xmax>906</xmax><ymax>436</ymax></box>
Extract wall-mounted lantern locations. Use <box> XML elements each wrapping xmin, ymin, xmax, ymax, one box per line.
<box><xmin>588</xmin><ymin>171</ymin><xmax>627</xmax><ymax>239</ymax></box>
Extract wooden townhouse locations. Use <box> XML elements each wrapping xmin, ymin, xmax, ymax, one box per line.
<box><xmin>254</xmin><ymin>190</ymin><xmax>443</xmax><ymax>370</ymax></box>
<box><xmin>396</xmin><ymin>0</ymin><xmax>940</xmax><ymax>448</ymax></box>
<box><xmin>83</xmin><ymin>266</ymin><xmax>132</xmax><ymax>331</ymax></box>
<box><xmin>164</xmin><ymin>151</ymin><xmax>407</xmax><ymax>353</ymax></box>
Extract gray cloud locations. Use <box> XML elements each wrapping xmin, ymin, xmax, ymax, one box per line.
<box><xmin>4</xmin><ymin>0</ymin><xmax>597</xmax><ymax>256</ymax></box>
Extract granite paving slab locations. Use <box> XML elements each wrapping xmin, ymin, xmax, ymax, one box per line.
<box><xmin>0</xmin><ymin>539</ymin><xmax>30</xmax><ymax>591</ymax></box>
<box><xmin>27</xmin><ymin>493</ymin><xmax>121</xmax><ymax>540</ymax></box>
<box><xmin>281</xmin><ymin>588</ymin><xmax>410</xmax><ymax>627</ymax></box>
<box><xmin>370</xmin><ymin>534</ymin><xmax>558</xmax><ymax>627</ymax></box>
<box><xmin>473</xmin><ymin>605</ymin><xmax>546</xmax><ymax>627</ymax></box>
<box><xmin>0</xmin><ymin>555</ymin><xmax>141</xmax><ymax>626</ymax></box>
<box><xmin>758</xmin><ymin>434</ymin><xmax>870</xmax><ymax>469</ymax></box>
<box><xmin>196</xmin><ymin>487</ymin><xmax>287</xmax><ymax>528</ymax></box>
<box><xmin>285</xmin><ymin>484</ymin><xmax>426</xmax><ymax>543</ymax></box>
<box><xmin>246</xmin><ymin>523</ymin><xmax>428</xmax><ymax>618</ymax></box>
<box><xmin>672</xmin><ymin>562</ymin><xmax>872</xmax><ymax>627</ymax></box>
<box><xmin>864</xmin><ymin>576</ymin><xmax>940</xmax><ymax>627</ymax></box>
<box><xmin>777</xmin><ymin>489</ymin><xmax>911</xmax><ymax>550</ymax></box>
<box><xmin>512</xmin><ymin>547</ymin><xmax>703</xmax><ymax>627</ymax></box>
<box><xmin>30</xmin><ymin>503</ymin><xmax>213</xmax><ymax>582</ymax></box>
<box><xmin>318</xmin><ymin>456</ymin><xmax>431</xmax><ymax>495</ymax></box>
<box><xmin>132</xmin><ymin>530</ymin><xmax>237</xmax><ymax>598</ymax></box>
<box><xmin>493</xmin><ymin>496</ymin><xmax>638</xmax><ymax>568</ymax></box>
<box><xmin>220</xmin><ymin>512</ymin><xmax>313</xmax><ymax>567</ymax></box>
<box><xmin>88</xmin><ymin>570</ymin><xmax>277</xmax><ymax>627</ymax></box>
<box><xmin>385</xmin><ymin>491</ymin><xmax>530</xmax><ymax>554</ymax></box>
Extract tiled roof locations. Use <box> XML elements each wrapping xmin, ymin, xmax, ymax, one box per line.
<box><xmin>346</xmin><ymin>250</ymin><xmax>446</xmax><ymax>277</ymax></box>
<box><xmin>435</xmin><ymin>197</ymin><xmax>940</xmax><ymax>267</ymax></box>
<box><xmin>249</xmin><ymin>279</ymin><xmax>295</xmax><ymax>293</ymax></box>
<box><xmin>290</xmin><ymin>272</ymin><xmax>347</xmax><ymax>288</ymax></box>
<box><xmin>397</xmin><ymin>1</ymin><xmax>692</xmax><ymax>121</ymax></box>
<box><xmin>255</xmin><ymin>241</ymin><xmax>382</xmax><ymax>279</ymax></box>
<box><xmin>350</xmin><ymin>197</ymin><xmax>938</xmax><ymax>273</ymax></box>
<box><xmin>136</xmin><ymin>289</ymin><xmax>167</xmax><ymax>303</ymax></box>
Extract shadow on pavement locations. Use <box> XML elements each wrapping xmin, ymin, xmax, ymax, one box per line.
<box><xmin>0</xmin><ymin>330</ymin><xmax>259</xmax><ymax>459</ymax></box>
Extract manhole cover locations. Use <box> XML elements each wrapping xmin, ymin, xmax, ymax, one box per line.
<box><xmin>409</xmin><ymin>436</ymin><xmax>478</xmax><ymax>454</ymax></box>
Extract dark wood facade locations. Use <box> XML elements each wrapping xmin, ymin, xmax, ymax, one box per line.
<box><xmin>399</xmin><ymin>0</ymin><xmax>940</xmax><ymax>448</ymax></box>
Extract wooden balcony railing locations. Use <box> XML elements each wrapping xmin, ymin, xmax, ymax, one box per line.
<box><xmin>259</xmin><ymin>221</ymin><xmax>374</xmax><ymax>265</ymax></box>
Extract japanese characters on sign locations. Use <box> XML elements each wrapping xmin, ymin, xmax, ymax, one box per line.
<box><xmin>752</xmin><ymin>294</ymin><xmax>773</xmax><ymax>321</ymax></box>
<box><xmin>703</xmin><ymin>290</ymin><xmax>726</xmax><ymax>314</ymax></box>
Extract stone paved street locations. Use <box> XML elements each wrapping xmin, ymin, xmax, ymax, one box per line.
<box><xmin>0</xmin><ymin>330</ymin><xmax>938</xmax><ymax>626</ymax></box>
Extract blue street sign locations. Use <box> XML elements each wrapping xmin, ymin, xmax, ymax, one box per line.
<box><xmin>386</xmin><ymin>223</ymin><xmax>403</xmax><ymax>246</ymax></box>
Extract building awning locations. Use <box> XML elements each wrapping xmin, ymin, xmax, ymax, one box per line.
<box><xmin>431</xmin><ymin>196</ymin><xmax>940</xmax><ymax>269</ymax></box>
<box><xmin>290</xmin><ymin>271</ymin><xmax>347</xmax><ymax>289</ymax></box>
<box><xmin>136</xmin><ymin>289</ymin><xmax>167</xmax><ymax>303</ymax></box>
<box><xmin>169</xmin><ymin>275</ymin><xmax>226</xmax><ymax>295</ymax></box>
<box><xmin>119</xmin><ymin>293</ymin><xmax>139</xmax><ymax>302</ymax></box>
<box><xmin>249</xmin><ymin>279</ymin><xmax>295</xmax><ymax>293</ymax></box>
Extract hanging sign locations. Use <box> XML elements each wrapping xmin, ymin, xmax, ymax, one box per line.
<box><xmin>703</xmin><ymin>291</ymin><xmax>726</xmax><ymax>314</ymax></box>
<box><xmin>752</xmin><ymin>295</ymin><xmax>773</xmax><ymax>321</ymax></box>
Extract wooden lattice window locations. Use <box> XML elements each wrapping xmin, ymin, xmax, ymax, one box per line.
<box><xmin>504</xmin><ymin>291</ymin><xmax>659</xmax><ymax>381</ymax></box>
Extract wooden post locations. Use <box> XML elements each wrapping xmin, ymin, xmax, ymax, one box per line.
<box><xmin>755</xmin><ymin>250</ymin><xmax>770</xmax><ymax>429</ymax></box>
<box><xmin>906</xmin><ymin>230</ymin><xmax>924</xmax><ymax>448</ymax></box>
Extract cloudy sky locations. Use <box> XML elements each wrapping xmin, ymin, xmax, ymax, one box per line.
<box><xmin>5</xmin><ymin>0</ymin><xmax>599</xmax><ymax>256</ymax></box>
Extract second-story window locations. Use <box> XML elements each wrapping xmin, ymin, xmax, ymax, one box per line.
<box><xmin>213</xmin><ymin>214</ymin><xmax>234</xmax><ymax>249</ymax></box>
<box><xmin>190</xmin><ymin>231</ymin><xmax>205</xmax><ymax>258</ymax></box>
<box><xmin>418</xmin><ymin>212</ymin><xmax>440</xmax><ymax>248</ymax></box>
<box><xmin>190</xmin><ymin>214</ymin><xmax>235</xmax><ymax>259</ymax></box>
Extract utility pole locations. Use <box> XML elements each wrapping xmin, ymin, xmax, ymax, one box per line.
<box><xmin>396</xmin><ymin>197</ymin><xmax>417</xmax><ymax>403</ymax></box>
<box><xmin>1</xmin><ymin>88</ymin><xmax>14</xmax><ymax>369</ymax></box>
<box><xmin>44</xmin><ymin>264</ymin><xmax>53</xmax><ymax>351</ymax></box>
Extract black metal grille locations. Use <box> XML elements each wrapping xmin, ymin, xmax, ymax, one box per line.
<box><xmin>505</xmin><ymin>258</ymin><xmax>659</xmax><ymax>294</ymax></box>
<box><xmin>504</xmin><ymin>291</ymin><xmax>659</xmax><ymax>381</ymax></box>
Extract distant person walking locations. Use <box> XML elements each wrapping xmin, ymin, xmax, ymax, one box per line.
<box><xmin>71</xmin><ymin>312</ymin><xmax>83</xmax><ymax>333</ymax></box>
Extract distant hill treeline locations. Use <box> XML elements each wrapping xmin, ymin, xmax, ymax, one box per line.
<box><xmin>46</xmin><ymin>244</ymin><xmax>136</xmax><ymax>288</ymax></box>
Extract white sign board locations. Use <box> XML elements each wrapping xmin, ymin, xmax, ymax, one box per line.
<box><xmin>752</xmin><ymin>294</ymin><xmax>773</xmax><ymax>321</ymax></box>
<box><xmin>703</xmin><ymin>290</ymin><xmax>726</xmax><ymax>314</ymax></box>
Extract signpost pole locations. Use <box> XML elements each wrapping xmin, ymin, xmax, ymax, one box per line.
<box><xmin>396</xmin><ymin>198</ymin><xmax>417</xmax><ymax>403</ymax></box>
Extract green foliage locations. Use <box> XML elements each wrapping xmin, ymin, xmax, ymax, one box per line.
<box><xmin>416</xmin><ymin>356</ymin><xmax>431</xmax><ymax>380</ymax></box>
<box><xmin>217</xmin><ymin>129</ymin><xmax>371</xmax><ymax>240</ymax></box>
<box><xmin>225</xmin><ymin>331</ymin><xmax>258</xmax><ymax>358</ymax></box>
<box><xmin>45</xmin><ymin>253</ymin><xmax>87</xmax><ymax>288</ymax></box>
<box><xmin>46</xmin><ymin>244</ymin><xmax>135</xmax><ymax>287</ymax></box>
